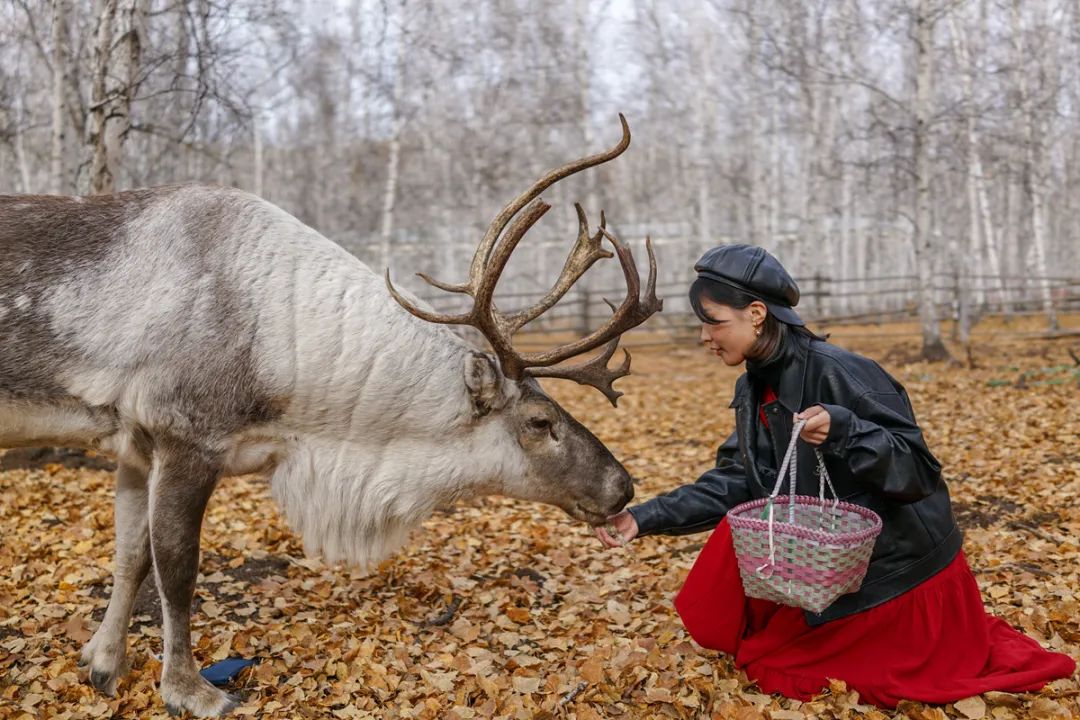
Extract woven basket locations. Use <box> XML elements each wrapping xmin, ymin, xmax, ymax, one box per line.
<box><xmin>727</xmin><ymin>419</ymin><xmax>883</xmax><ymax>614</ymax></box>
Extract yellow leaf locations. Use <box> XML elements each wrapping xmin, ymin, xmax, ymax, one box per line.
<box><xmin>579</xmin><ymin>659</ymin><xmax>605</xmax><ymax>684</ymax></box>
<box><xmin>768</xmin><ymin>712</ymin><xmax>806</xmax><ymax>720</ymax></box>
<box><xmin>606</xmin><ymin>599</ymin><xmax>631</xmax><ymax>626</ymax></box>
<box><xmin>511</xmin><ymin>676</ymin><xmax>541</xmax><ymax>694</ymax></box>
<box><xmin>954</xmin><ymin>696</ymin><xmax>987</xmax><ymax>719</ymax></box>
<box><xmin>211</xmin><ymin>633</ymin><xmax>234</xmax><ymax>661</ymax></box>
<box><xmin>505</xmin><ymin>606</ymin><xmax>531</xmax><ymax>624</ymax></box>
<box><xmin>63</xmin><ymin>615</ymin><xmax>93</xmax><ymax>644</ymax></box>
<box><xmin>644</xmin><ymin>686</ymin><xmax>673</xmax><ymax>703</ymax></box>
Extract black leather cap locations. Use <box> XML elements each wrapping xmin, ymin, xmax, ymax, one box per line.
<box><xmin>694</xmin><ymin>244</ymin><xmax>804</xmax><ymax>326</ymax></box>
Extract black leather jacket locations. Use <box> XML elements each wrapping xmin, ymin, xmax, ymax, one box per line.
<box><xmin>628</xmin><ymin>331</ymin><xmax>962</xmax><ymax>626</ymax></box>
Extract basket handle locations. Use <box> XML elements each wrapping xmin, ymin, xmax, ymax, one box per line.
<box><xmin>756</xmin><ymin>419</ymin><xmax>838</xmax><ymax>577</ymax></box>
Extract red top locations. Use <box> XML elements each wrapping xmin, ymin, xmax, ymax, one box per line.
<box><xmin>759</xmin><ymin>384</ymin><xmax>778</xmax><ymax>428</ymax></box>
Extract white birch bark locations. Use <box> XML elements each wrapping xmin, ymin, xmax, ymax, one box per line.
<box><xmin>947</xmin><ymin>6</ymin><xmax>982</xmax><ymax>323</ymax></box>
<box><xmin>253</xmin><ymin>112</ymin><xmax>264</xmax><ymax>198</ymax></box>
<box><xmin>50</xmin><ymin>0</ymin><xmax>69</xmax><ymax>194</ymax></box>
<box><xmin>768</xmin><ymin>71</ymin><xmax>782</xmax><ymax>249</ymax></box>
<box><xmin>840</xmin><ymin>136</ymin><xmax>855</xmax><ymax>315</ymax></box>
<box><xmin>1010</xmin><ymin>0</ymin><xmax>1057</xmax><ymax>329</ymax></box>
<box><xmin>88</xmin><ymin>0</ymin><xmax>144</xmax><ymax>194</ymax></box>
<box><xmin>947</xmin><ymin>4</ymin><xmax>1005</xmax><ymax>315</ymax></box>
<box><xmin>10</xmin><ymin>98</ymin><xmax>33</xmax><ymax>194</ymax></box>
<box><xmin>746</xmin><ymin>0</ymin><xmax>765</xmax><ymax>246</ymax></box>
<box><xmin>88</xmin><ymin>0</ymin><xmax>118</xmax><ymax>194</ymax></box>
<box><xmin>913</xmin><ymin>0</ymin><xmax>949</xmax><ymax>359</ymax></box>
<box><xmin>694</xmin><ymin>6</ymin><xmax>715</xmax><ymax>250</ymax></box>
<box><xmin>575</xmin><ymin>0</ymin><xmax>596</xmax><ymax>329</ymax></box>
<box><xmin>796</xmin><ymin>88</ymin><xmax>815</xmax><ymax>277</ymax></box>
<box><xmin>379</xmin><ymin>7</ymin><xmax>405</xmax><ymax>272</ymax></box>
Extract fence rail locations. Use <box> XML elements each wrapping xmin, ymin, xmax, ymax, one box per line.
<box><xmin>402</xmin><ymin>273</ymin><xmax>1080</xmax><ymax>346</ymax></box>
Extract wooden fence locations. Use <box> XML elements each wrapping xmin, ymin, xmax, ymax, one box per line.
<box><xmin>400</xmin><ymin>273</ymin><xmax>1079</xmax><ymax>345</ymax></box>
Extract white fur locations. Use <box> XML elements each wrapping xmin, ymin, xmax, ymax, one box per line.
<box><xmin>0</xmin><ymin>400</ymin><xmax>114</xmax><ymax>449</ymax></box>
<box><xmin>268</xmin><ymin>421</ymin><xmax>525</xmax><ymax>569</ymax></box>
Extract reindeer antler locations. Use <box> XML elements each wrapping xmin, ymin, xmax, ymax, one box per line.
<box><xmin>386</xmin><ymin>114</ymin><xmax>663</xmax><ymax>406</ymax></box>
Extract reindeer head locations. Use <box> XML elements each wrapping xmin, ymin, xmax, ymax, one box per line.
<box><xmin>387</xmin><ymin>115</ymin><xmax>662</xmax><ymax>526</ymax></box>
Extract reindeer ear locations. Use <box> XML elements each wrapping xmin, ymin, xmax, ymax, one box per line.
<box><xmin>464</xmin><ymin>352</ymin><xmax>504</xmax><ymax>417</ymax></box>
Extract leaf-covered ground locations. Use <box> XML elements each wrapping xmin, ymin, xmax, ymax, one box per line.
<box><xmin>1</xmin><ymin>317</ymin><xmax>1078</xmax><ymax>719</ymax></box>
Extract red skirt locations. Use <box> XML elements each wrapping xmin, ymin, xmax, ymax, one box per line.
<box><xmin>674</xmin><ymin>518</ymin><xmax>1076</xmax><ymax>708</ymax></box>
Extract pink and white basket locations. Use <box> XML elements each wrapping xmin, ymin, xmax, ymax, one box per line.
<box><xmin>726</xmin><ymin>419</ymin><xmax>883</xmax><ymax>614</ymax></box>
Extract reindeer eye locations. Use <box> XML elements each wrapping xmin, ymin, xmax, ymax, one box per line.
<box><xmin>528</xmin><ymin>417</ymin><xmax>552</xmax><ymax>432</ymax></box>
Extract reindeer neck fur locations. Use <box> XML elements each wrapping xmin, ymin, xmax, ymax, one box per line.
<box><xmin>241</xmin><ymin>192</ymin><xmax>528</xmax><ymax>569</ymax></box>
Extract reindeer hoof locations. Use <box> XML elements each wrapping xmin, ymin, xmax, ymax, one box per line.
<box><xmin>80</xmin><ymin>633</ymin><xmax>126</xmax><ymax>696</ymax></box>
<box><xmin>161</xmin><ymin>677</ymin><xmax>238</xmax><ymax>717</ymax></box>
<box><xmin>164</xmin><ymin>695</ymin><xmax>238</xmax><ymax>717</ymax></box>
<box><xmin>89</xmin><ymin>668</ymin><xmax>118</xmax><ymax>696</ymax></box>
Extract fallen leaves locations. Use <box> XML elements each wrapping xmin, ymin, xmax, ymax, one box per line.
<box><xmin>954</xmin><ymin>696</ymin><xmax>988</xmax><ymax>719</ymax></box>
<box><xmin>62</xmin><ymin>616</ymin><xmax>93</xmax><ymax>645</ymax></box>
<box><xmin>0</xmin><ymin>317</ymin><xmax>1077</xmax><ymax>718</ymax></box>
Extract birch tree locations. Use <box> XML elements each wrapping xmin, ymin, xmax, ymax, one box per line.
<box><xmin>912</xmin><ymin>0</ymin><xmax>949</xmax><ymax>360</ymax></box>
<box><xmin>87</xmin><ymin>0</ymin><xmax>146</xmax><ymax>194</ymax></box>
<box><xmin>49</xmin><ymin>0</ymin><xmax>69</xmax><ymax>193</ymax></box>
<box><xmin>1010</xmin><ymin>0</ymin><xmax>1058</xmax><ymax>330</ymax></box>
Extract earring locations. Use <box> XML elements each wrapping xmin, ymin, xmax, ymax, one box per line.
<box><xmin>754</xmin><ymin>326</ymin><xmax>762</xmax><ymax>337</ymax></box>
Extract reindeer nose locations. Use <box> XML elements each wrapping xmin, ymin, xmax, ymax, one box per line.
<box><xmin>608</xmin><ymin>471</ymin><xmax>634</xmax><ymax>512</ymax></box>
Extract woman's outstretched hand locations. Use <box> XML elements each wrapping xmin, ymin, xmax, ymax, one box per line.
<box><xmin>594</xmin><ymin>509</ymin><xmax>639</xmax><ymax>548</ymax></box>
<box><xmin>795</xmin><ymin>405</ymin><xmax>831</xmax><ymax>445</ymax></box>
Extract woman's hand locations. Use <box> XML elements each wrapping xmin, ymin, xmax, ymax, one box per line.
<box><xmin>593</xmin><ymin>509</ymin><xmax>639</xmax><ymax>548</ymax></box>
<box><xmin>794</xmin><ymin>405</ymin><xmax>831</xmax><ymax>445</ymax></box>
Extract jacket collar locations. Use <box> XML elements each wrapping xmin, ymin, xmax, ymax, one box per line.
<box><xmin>774</xmin><ymin>332</ymin><xmax>809</xmax><ymax>413</ymax></box>
<box><xmin>729</xmin><ymin>332</ymin><xmax>810</xmax><ymax>413</ymax></box>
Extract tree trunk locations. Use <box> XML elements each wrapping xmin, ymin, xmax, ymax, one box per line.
<box><xmin>840</xmin><ymin>138</ymin><xmax>855</xmax><ymax>315</ymax></box>
<box><xmin>88</xmin><ymin>0</ymin><xmax>143</xmax><ymax>194</ymax></box>
<box><xmin>947</xmin><ymin>7</ymin><xmax>981</xmax><ymax>325</ymax></box>
<box><xmin>253</xmin><ymin>113</ymin><xmax>264</xmax><ymax>198</ymax></box>
<box><xmin>10</xmin><ymin>98</ymin><xmax>33</xmax><ymax>194</ymax></box>
<box><xmin>379</xmin><ymin>13</ymin><xmax>405</xmax><ymax>272</ymax></box>
<box><xmin>746</xmin><ymin>1</ymin><xmax>765</xmax><ymax>246</ymax></box>
<box><xmin>1011</xmin><ymin>0</ymin><xmax>1057</xmax><ymax>330</ymax></box>
<box><xmin>768</xmin><ymin>69</ymin><xmax>782</xmax><ymax>250</ymax></box>
<box><xmin>913</xmin><ymin>0</ymin><xmax>950</xmax><ymax>360</ymax></box>
<box><xmin>50</xmin><ymin>0</ymin><xmax>69</xmax><ymax>194</ymax></box>
<box><xmin>693</xmin><ymin>8</ymin><xmax>715</xmax><ymax>250</ymax></box>
<box><xmin>88</xmin><ymin>0</ymin><xmax>118</xmax><ymax>194</ymax></box>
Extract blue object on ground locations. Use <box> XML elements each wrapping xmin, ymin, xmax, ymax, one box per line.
<box><xmin>200</xmin><ymin>657</ymin><xmax>259</xmax><ymax>686</ymax></box>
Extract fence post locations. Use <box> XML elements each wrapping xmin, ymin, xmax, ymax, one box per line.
<box><xmin>812</xmin><ymin>272</ymin><xmax>824</xmax><ymax>318</ymax></box>
<box><xmin>953</xmin><ymin>268</ymin><xmax>965</xmax><ymax>342</ymax></box>
<box><xmin>578</xmin><ymin>286</ymin><xmax>591</xmax><ymax>336</ymax></box>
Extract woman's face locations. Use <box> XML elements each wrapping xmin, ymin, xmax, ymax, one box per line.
<box><xmin>698</xmin><ymin>297</ymin><xmax>767</xmax><ymax>366</ymax></box>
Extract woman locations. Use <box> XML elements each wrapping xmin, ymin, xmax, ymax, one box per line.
<box><xmin>595</xmin><ymin>244</ymin><xmax>1076</xmax><ymax>708</ymax></box>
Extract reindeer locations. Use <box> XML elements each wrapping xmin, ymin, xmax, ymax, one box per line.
<box><xmin>0</xmin><ymin>116</ymin><xmax>660</xmax><ymax>716</ymax></box>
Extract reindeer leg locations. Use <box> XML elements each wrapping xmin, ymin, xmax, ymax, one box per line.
<box><xmin>81</xmin><ymin>462</ymin><xmax>151</xmax><ymax>695</ymax></box>
<box><xmin>148</xmin><ymin>443</ymin><xmax>237</xmax><ymax>718</ymax></box>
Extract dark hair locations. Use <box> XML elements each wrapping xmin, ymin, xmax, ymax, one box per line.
<box><xmin>689</xmin><ymin>276</ymin><xmax>827</xmax><ymax>361</ymax></box>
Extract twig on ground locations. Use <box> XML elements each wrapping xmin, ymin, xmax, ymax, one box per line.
<box><xmin>424</xmin><ymin>595</ymin><xmax>462</xmax><ymax>627</ymax></box>
<box><xmin>558</xmin><ymin>681</ymin><xmax>588</xmax><ymax>707</ymax></box>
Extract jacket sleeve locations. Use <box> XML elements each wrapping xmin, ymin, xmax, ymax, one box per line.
<box><xmin>818</xmin><ymin>386</ymin><xmax>942</xmax><ymax>503</ymax></box>
<box><xmin>627</xmin><ymin>431</ymin><xmax>753</xmax><ymax>537</ymax></box>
